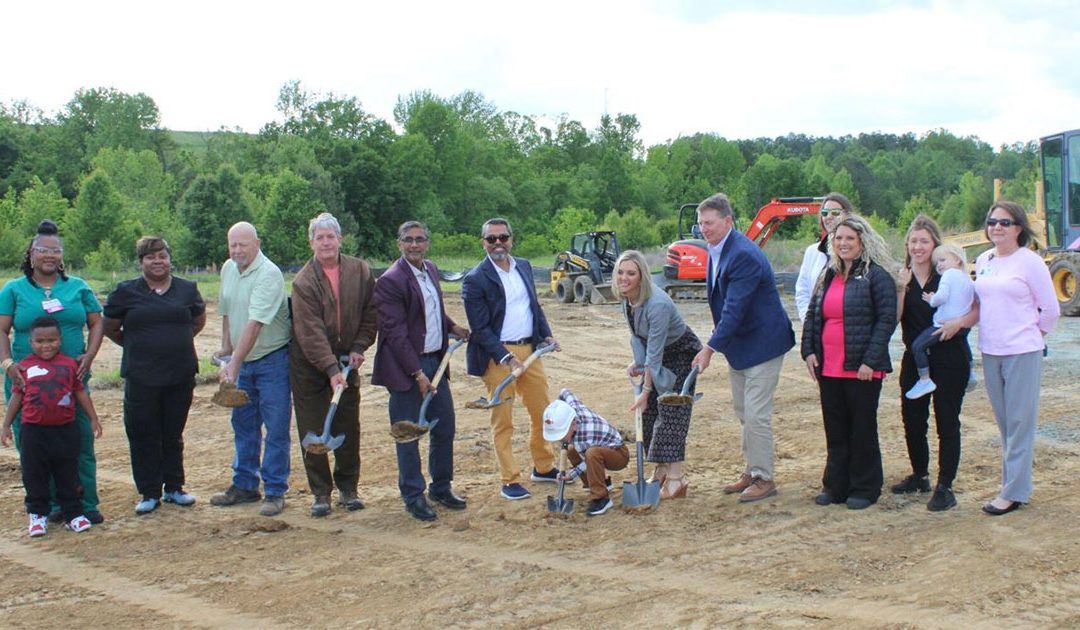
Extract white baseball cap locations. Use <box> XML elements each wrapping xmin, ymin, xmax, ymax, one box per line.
<box><xmin>542</xmin><ymin>399</ymin><xmax>576</xmax><ymax>442</ymax></box>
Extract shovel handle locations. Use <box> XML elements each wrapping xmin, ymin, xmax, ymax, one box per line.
<box><xmin>428</xmin><ymin>335</ymin><xmax>467</xmax><ymax>390</ymax></box>
<box><xmin>680</xmin><ymin>365</ymin><xmax>700</xmax><ymax>396</ymax></box>
<box><xmin>509</xmin><ymin>342</ymin><xmax>556</xmax><ymax>378</ymax></box>
<box><xmin>630</xmin><ymin>377</ymin><xmax>645</xmax><ymax>443</ymax></box>
<box><xmin>330</xmin><ymin>360</ymin><xmax>353</xmax><ymax>406</ymax></box>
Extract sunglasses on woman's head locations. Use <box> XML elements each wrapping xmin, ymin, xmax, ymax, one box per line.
<box><xmin>986</xmin><ymin>218</ymin><xmax>1016</xmax><ymax>227</ymax></box>
<box><xmin>483</xmin><ymin>234</ymin><xmax>512</xmax><ymax>244</ymax></box>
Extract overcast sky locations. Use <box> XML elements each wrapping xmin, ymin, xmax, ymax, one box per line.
<box><xmin>3</xmin><ymin>0</ymin><xmax>1078</xmax><ymax>148</ymax></box>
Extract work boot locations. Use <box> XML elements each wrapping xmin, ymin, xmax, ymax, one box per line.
<box><xmin>210</xmin><ymin>485</ymin><xmax>261</xmax><ymax>506</ymax></box>
<box><xmin>311</xmin><ymin>495</ymin><xmax>331</xmax><ymax>518</ymax></box>
<box><xmin>738</xmin><ymin>478</ymin><xmax>778</xmax><ymax>503</ymax></box>
<box><xmin>338</xmin><ymin>490</ymin><xmax>365</xmax><ymax>511</ymax></box>
<box><xmin>259</xmin><ymin>495</ymin><xmax>285</xmax><ymax>517</ymax></box>
<box><xmin>723</xmin><ymin>473</ymin><xmax>752</xmax><ymax>494</ymax></box>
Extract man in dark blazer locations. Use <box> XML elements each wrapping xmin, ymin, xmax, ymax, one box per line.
<box><xmin>372</xmin><ymin>221</ymin><xmax>470</xmax><ymax>522</ymax></box>
<box><xmin>691</xmin><ymin>193</ymin><xmax>795</xmax><ymax>503</ymax></box>
<box><xmin>461</xmin><ymin>218</ymin><xmax>559</xmax><ymax>500</ymax></box>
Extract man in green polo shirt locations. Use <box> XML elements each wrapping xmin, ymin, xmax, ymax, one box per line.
<box><xmin>211</xmin><ymin>222</ymin><xmax>293</xmax><ymax>517</ymax></box>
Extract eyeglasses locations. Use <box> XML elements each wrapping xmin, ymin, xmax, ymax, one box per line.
<box><xmin>483</xmin><ymin>234</ymin><xmax>512</xmax><ymax>244</ymax></box>
<box><xmin>986</xmin><ymin>218</ymin><xmax>1016</xmax><ymax>227</ymax></box>
<box><xmin>399</xmin><ymin>236</ymin><xmax>429</xmax><ymax>244</ymax></box>
<box><xmin>32</xmin><ymin>246</ymin><xmax>64</xmax><ymax>255</ymax></box>
<box><xmin>822</xmin><ymin>209</ymin><xmax>844</xmax><ymax>217</ymax></box>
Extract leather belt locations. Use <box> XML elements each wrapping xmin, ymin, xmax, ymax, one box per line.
<box><xmin>420</xmin><ymin>351</ymin><xmax>442</xmax><ymax>358</ymax></box>
<box><xmin>502</xmin><ymin>337</ymin><xmax>534</xmax><ymax>345</ymax></box>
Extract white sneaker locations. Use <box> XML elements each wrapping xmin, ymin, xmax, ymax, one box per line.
<box><xmin>905</xmin><ymin>379</ymin><xmax>937</xmax><ymax>400</ymax></box>
<box><xmin>28</xmin><ymin>514</ymin><xmax>48</xmax><ymax>537</ymax></box>
<box><xmin>65</xmin><ymin>515</ymin><xmax>92</xmax><ymax>533</ymax></box>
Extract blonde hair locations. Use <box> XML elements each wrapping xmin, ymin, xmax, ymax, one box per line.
<box><xmin>611</xmin><ymin>250</ymin><xmax>653</xmax><ymax>303</ymax></box>
<box><xmin>932</xmin><ymin>243</ymin><xmax>966</xmax><ymax>268</ymax></box>
<box><xmin>828</xmin><ymin>215</ymin><xmax>898</xmax><ymax>280</ymax></box>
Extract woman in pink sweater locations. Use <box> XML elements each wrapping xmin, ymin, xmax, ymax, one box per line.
<box><xmin>940</xmin><ymin>201</ymin><xmax>1059</xmax><ymax>515</ymax></box>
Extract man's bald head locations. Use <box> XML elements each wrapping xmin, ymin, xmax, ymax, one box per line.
<box><xmin>228</xmin><ymin>222</ymin><xmax>261</xmax><ymax>272</ymax></box>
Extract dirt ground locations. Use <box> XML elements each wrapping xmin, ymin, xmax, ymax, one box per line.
<box><xmin>2</xmin><ymin>294</ymin><xmax>1079</xmax><ymax>629</ymax></box>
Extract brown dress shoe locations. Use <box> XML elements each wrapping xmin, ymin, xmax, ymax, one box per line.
<box><xmin>723</xmin><ymin>473</ymin><xmax>752</xmax><ymax>494</ymax></box>
<box><xmin>738</xmin><ymin>478</ymin><xmax>778</xmax><ymax>503</ymax></box>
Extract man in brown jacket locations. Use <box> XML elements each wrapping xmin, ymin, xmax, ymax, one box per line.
<box><xmin>289</xmin><ymin>212</ymin><xmax>378</xmax><ymax>517</ymax></box>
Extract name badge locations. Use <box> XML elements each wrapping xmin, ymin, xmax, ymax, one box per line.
<box><xmin>42</xmin><ymin>298</ymin><xmax>64</xmax><ymax>313</ymax></box>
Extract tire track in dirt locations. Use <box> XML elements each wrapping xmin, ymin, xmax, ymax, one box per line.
<box><xmin>0</xmin><ymin>537</ymin><xmax>289</xmax><ymax>629</ymax></box>
<box><xmin>259</xmin><ymin>502</ymin><xmax>1009</xmax><ymax>628</ymax></box>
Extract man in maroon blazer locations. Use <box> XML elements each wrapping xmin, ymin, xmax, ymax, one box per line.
<box><xmin>372</xmin><ymin>221</ymin><xmax>470</xmax><ymax>522</ymax></box>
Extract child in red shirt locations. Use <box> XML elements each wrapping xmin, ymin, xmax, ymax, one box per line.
<box><xmin>2</xmin><ymin>316</ymin><xmax>103</xmax><ymax>537</ymax></box>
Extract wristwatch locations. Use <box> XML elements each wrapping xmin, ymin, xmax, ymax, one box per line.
<box><xmin>0</xmin><ymin>358</ymin><xmax>13</xmax><ymax>371</ymax></box>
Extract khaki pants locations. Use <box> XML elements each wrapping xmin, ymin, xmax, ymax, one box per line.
<box><xmin>481</xmin><ymin>343</ymin><xmax>555</xmax><ymax>484</ymax></box>
<box><xmin>729</xmin><ymin>354</ymin><xmax>784</xmax><ymax>481</ymax></box>
<box><xmin>568</xmin><ymin>444</ymin><xmax>630</xmax><ymax>500</ymax></box>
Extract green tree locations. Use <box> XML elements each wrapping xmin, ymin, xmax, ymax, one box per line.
<box><xmin>260</xmin><ymin>169</ymin><xmax>324</xmax><ymax>265</ymax></box>
<box><xmin>177</xmin><ymin>164</ymin><xmax>252</xmax><ymax>266</ymax></box>
<box><xmin>603</xmin><ymin>207</ymin><xmax>660</xmax><ymax>251</ymax></box>
<box><xmin>65</xmin><ymin>169</ymin><xmax>138</xmax><ymax>265</ymax></box>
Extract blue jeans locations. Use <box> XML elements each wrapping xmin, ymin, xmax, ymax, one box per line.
<box><xmin>387</xmin><ymin>354</ymin><xmax>455</xmax><ymax>503</ymax></box>
<box><xmin>231</xmin><ymin>346</ymin><xmax>292</xmax><ymax>497</ymax></box>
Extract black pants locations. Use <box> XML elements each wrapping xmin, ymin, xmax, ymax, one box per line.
<box><xmin>124</xmin><ymin>379</ymin><xmax>195</xmax><ymax>498</ymax></box>
<box><xmin>21</xmin><ymin>422</ymin><xmax>82</xmax><ymax>519</ymax></box>
<box><xmin>289</xmin><ymin>352</ymin><xmax>361</xmax><ymax>498</ymax></box>
<box><xmin>818</xmin><ymin>376</ymin><xmax>883</xmax><ymax>503</ymax></box>
<box><xmin>898</xmin><ymin>351</ymin><xmax>966</xmax><ymax>487</ymax></box>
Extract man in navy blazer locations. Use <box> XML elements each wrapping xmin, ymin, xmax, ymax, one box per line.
<box><xmin>461</xmin><ymin>218</ymin><xmax>559</xmax><ymax>500</ymax></box>
<box><xmin>372</xmin><ymin>221</ymin><xmax>470</xmax><ymax>522</ymax></box>
<box><xmin>691</xmin><ymin>193</ymin><xmax>795</xmax><ymax>503</ymax></box>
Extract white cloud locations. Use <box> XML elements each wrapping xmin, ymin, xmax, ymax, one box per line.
<box><xmin>1</xmin><ymin>0</ymin><xmax>1076</xmax><ymax>147</ymax></box>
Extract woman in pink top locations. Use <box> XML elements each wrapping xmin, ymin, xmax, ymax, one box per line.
<box><xmin>801</xmin><ymin>215</ymin><xmax>898</xmax><ymax>510</ymax></box>
<box><xmin>940</xmin><ymin>201</ymin><xmax>1059</xmax><ymax>515</ymax></box>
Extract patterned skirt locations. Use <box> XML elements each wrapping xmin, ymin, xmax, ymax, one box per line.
<box><xmin>643</xmin><ymin>328</ymin><xmax>702</xmax><ymax>463</ymax></box>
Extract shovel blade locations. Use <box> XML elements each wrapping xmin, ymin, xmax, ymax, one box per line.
<box><xmin>547</xmin><ymin>495</ymin><xmax>575</xmax><ymax>514</ymax></box>
<box><xmin>416</xmin><ymin>417</ymin><xmax>440</xmax><ymax>431</ymax></box>
<box><xmin>464</xmin><ymin>397</ymin><xmax>491</xmax><ymax>409</ymax></box>
<box><xmin>621</xmin><ymin>479</ymin><xmax>662</xmax><ymax>510</ymax></box>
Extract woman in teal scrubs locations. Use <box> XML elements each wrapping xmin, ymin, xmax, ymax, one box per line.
<box><xmin>1</xmin><ymin>220</ymin><xmax>105</xmax><ymax>523</ymax></box>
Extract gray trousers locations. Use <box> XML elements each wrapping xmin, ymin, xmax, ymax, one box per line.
<box><xmin>983</xmin><ymin>350</ymin><xmax>1043</xmax><ymax>503</ymax></box>
<box><xmin>729</xmin><ymin>354</ymin><xmax>785</xmax><ymax>480</ymax></box>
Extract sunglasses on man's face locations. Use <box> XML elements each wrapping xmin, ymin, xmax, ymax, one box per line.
<box><xmin>986</xmin><ymin>218</ymin><xmax>1016</xmax><ymax>227</ymax></box>
<box><xmin>483</xmin><ymin>234</ymin><xmax>512</xmax><ymax>244</ymax></box>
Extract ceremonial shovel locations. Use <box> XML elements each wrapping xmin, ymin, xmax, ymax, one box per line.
<box><xmin>622</xmin><ymin>378</ymin><xmax>661</xmax><ymax>511</ymax></box>
<box><xmin>657</xmin><ymin>365</ymin><xmax>703</xmax><ymax>406</ymax></box>
<box><xmin>301</xmin><ymin>358</ymin><xmax>352</xmax><ymax>455</ymax></box>
<box><xmin>546</xmin><ymin>442</ymin><xmax>575</xmax><ymax>515</ymax></box>
<box><xmin>390</xmin><ymin>336</ymin><xmax>467</xmax><ymax>443</ymax></box>
<box><xmin>465</xmin><ymin>342</ymin><xmax>557</xmax><ymax>409</ymax></box>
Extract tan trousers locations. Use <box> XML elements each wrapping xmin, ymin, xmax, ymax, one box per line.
<box><xmin>568</xmin><ymin>444</ymin><xmax>630</xmax><ymax>500</ymax></box>
<box><xmin>481</xmin><ymin>343</ymin><xmax>555</xmax><ymax>484</ymax></box>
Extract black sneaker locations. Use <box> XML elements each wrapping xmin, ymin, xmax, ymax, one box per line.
<box><xmin>927</xmin><ymin>485</ymin><xmax>957</xmax><ymax>512</ymax></box>
<box><xmin>530</xmin><ymin>468</ymin><xmax>560</xmax><ymax>483</ymax></box>
<box><xmin>586</xmin><ymin>497</ymin><xmax>613</xmax><ymax>517</ymax></box>
<box><xmin>890</xmin><ymin>474</ymin><xmax>931</xmax><ymax>494</ymax></box>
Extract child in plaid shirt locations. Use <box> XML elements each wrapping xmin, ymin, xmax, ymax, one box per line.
<box><xmin>543</xmin><ymin>388</ymin><xmax>628</xmax><ymax>516</ymax></box>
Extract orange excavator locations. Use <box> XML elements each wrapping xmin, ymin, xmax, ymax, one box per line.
<box><xmin>662</xmin><ymin>196</ymin><xmax>823</xmax><ymax>296</ymax></box>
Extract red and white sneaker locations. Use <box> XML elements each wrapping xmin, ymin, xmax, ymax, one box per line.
<box><xmin>65</xmin><ymin>515</ymin><xmax>92</xmax><ymax>533</ymax></box>
<box><xmin>28</xmin><ymin>514</ymin><xmax>48</xmax><ymax>537</ymax></box>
